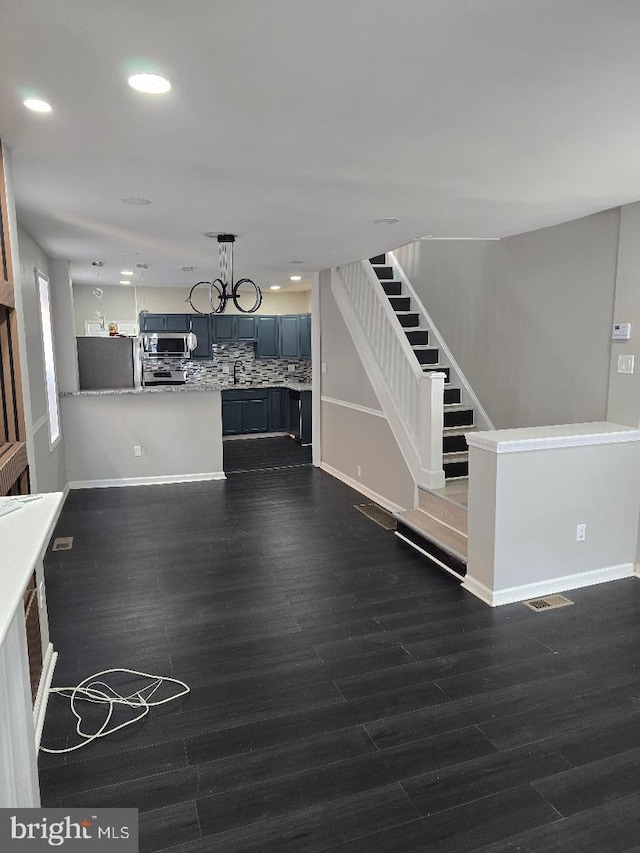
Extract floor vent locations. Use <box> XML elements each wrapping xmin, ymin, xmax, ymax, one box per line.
<box><xmin>52</xmin><ymin>536</ymin><xmax>74</xmax><ymax>551</ymax></box>
<box><xmin>354</xmin><ymin>503</ymin><xmax>396</xmax><ymax>530</ymax></box>
<box><xmin>524</xmin><ymin>594</ymin><xmax>574</xmax><ymax>612</ymax></box>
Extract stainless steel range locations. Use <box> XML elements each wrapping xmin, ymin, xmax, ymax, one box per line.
<box><xmin>141</xmin><ymin>367</ymin><xmax>187</xmax><ymax>386</ymax></box>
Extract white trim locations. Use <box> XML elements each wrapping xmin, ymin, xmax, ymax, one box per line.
<box><xmin>388</xmin><ymin>251</ymin><xmax>495</xmax><ymax>431</ymax></box>
<box><xmin>463</xmin><ymin>563</ymin><xmax>635</xmax><ymax>607</ymax></box>
<box><xmin>319</xmin><ymin>461</ymin><xmax>404</xmax><ymax>515</ymax></box>
<box><xmin>33</xmin><ymin>644</ymin><xmax>57</xmax><ymax>750</ymax></box>
<box><xmin>69</xmin><ymin>471</ymin><xmax>227</xmax><ymax>489</ymax></box>
<box><xmin>395</xmin><ymin>531</ymin><xmax>465</xmax><ymax>580</ymax></box>
<box><xmin>35</xmin><ymin>268</ymin><xmax>62</xmax><ymax>450</ymax></box>
<box><xmin>466</xmin><ymin>427</ymin><xmax>640</xmax><ymax>454</ymax></box>
<box><xmin>321</xmin><ymin>396</ymin><xmax>386</xmax><ymax>419</ymax></box>
<box><xmin>31</xmin><ymin>414</ymin><xmax>48</xmax><ymax>435</ymax></box>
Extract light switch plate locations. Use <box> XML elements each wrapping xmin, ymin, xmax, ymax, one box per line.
<box><xmin>613</xmin><ymin>322</ymin><xmax>632</xmax><ymax>340</ymax></box>
<box><xmin>617</xmin><ymin>355</ymin><xmax>635</xmax><ymax>374</ymax></box>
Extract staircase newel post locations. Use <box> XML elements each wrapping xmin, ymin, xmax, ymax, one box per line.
<box><xmin>419</xmin><ymin>371</ymin><xmax>446</xmax><ymax>490</ymax></box>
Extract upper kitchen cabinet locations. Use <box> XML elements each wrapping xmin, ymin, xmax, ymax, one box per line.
<box><xmin>139</xmin><ymin>313</ymin><xmax>165</xmax><ymax>332</ymax></box>
<box><xmin>255</xmin><ymin>316</ymin><xmax>279</xmax><ymax>358</ymax></box>
<box><xmin>139</xmin><ymin>313</ymin><xmax>190</xmax><ymax>332</ymax></box>
<box><xmin>236</xmin><ymin>315</ymin><xmax>257</xmax><ymax>341</ymax></box>
<box><xmin>299</xmin><ymin>314</ymin><xmax>311</xmax><ymax>360</ymax></box>
<box><xmin>211</xmin><ymin>314</ymin><xmax>257</xmax><ymax>343</ymax></box>
<box><xmin>279</xmin><ymin>315</ymin><xmax>300</xmax><ymax>358</ymax></box>
<box><xmin>189</xmin><ymin>315</ymin><xmax>212</xmax><ymax>360</ymax></box>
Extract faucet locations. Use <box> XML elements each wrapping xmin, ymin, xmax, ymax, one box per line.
<box><xmin>233</xmin><ymin>360</ymin><xmax>245</xmax><ymax>385</ymax></box>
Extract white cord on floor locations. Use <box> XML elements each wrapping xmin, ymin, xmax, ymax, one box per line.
<box><xmin>40</xmin><ymin>668</ymin><xmax>190</xmax><ymax>754</ymax></box>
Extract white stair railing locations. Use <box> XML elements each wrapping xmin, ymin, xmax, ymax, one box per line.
<box><xmin>333</xmin><ymin>261</ymin><xmax>445</xmax><ymax>490</ymax></box>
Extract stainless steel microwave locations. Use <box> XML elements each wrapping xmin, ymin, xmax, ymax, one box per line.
<box><xmin>141</xmin><ymin>332</ymin><xmax>196</xmax><ymax>358</ymax></box>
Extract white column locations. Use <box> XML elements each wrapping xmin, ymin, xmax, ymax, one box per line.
<box><xmin>50</xmin><ymin>258</ymin><xmax>79</xmax><ymax>393</ymax></box>
<box><xmin>418</xmin><ymin>371</ymin><xmax>445</xmax><ymax>489</ymax></box>
<box><xmin>311</xmin><ymin>271</ymin><xmax>321</xmax><ymax>466</ymax></box>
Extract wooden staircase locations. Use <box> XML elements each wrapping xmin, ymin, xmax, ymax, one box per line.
<box><xmin>369</xmin><ymin>253</ymin><xmax>475</xmax><ymax>481</ymax></box>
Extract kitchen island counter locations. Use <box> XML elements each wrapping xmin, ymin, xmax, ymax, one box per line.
<box><xmin>61</xmin><ymin>381</ymin><xmax>312</xmax><ymax>398</ymax></box>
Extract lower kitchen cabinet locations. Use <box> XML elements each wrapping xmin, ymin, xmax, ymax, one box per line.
<box><xmin>244</xmin><ymin>399</ymin><xmax>270</xmax><ymax>432</ymax></box>
<box><xmin>269</xmin><ymin>389</ymin><xmax>284</xmax><ymax>430</ymax></box>
<box><xmin>221</xmin><ymin>400</ymin><xmax>244</xmax><ymax>435</ymax></box>
<box><xmin>222</xmin><ymin>388</ymin><xmax>281</xmax><ymax>435</ymax></box>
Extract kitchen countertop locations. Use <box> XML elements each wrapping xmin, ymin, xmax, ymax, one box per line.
<box><xmin>61</xmin><ymin>382</ymin><xmax>312</xmax><ymax>397</ymax></box>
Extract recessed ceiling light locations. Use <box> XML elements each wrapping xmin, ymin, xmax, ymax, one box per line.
<box><xmin>290</xmin><ymin>275</ymin><xmax>302</xmax><ymax>282</ymax></box>
<box><xmin>120</xmin><ymin>270</ymin><xmax>133</xmax><ymax>276</ymax></box>
<box><xmin>122</xmin><ymin>197</ymin><xmax>151</xmax><ymax>206</ymax></box>
<box><xmin>373</xmin><ymin>217</ymin><xmax>399</xmax><ymax>225</ymax></box>
<box><xmin>119</xmin><ymin>280</ymin><xmax>131</xmax><ymax>285</ymax></box>
<box><xmin>270</xmin><ymin>285</ymin><xmax>281</xmax><ymax>291</ymax></box>
<box><xmin>23</xmin><ymin>97</ymin><xmax>52</xmax><ymax>113</ymax></box>
<box><xmin>127</xmin><ymin>73</ymin><xmax>171</xmax><ymax>94</ymax></box>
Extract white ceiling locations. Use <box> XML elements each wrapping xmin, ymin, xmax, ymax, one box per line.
<box><xmin>1</xmin><ymin>0</ymin><xmax>640</xmax><ymax>290</ymax></box>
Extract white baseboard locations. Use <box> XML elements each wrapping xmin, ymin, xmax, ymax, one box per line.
<box><xmin>319</xmin><ymin>462</ymin><xmax>404</xmax><ymax>515</ymax></box>
<box><xmin>69</xmin><ymin>471</ymin><xmax>227</xmax><ymax>489</ymax></box>
<box><xmin>463</xmin><ymin>562</ymin><xmax>635</xmax><ymax>607</ymax></box>
<box><xmin>33</xmin><ymin>644</ymin><xmax>57</xmax><ymax>750</ymax></box>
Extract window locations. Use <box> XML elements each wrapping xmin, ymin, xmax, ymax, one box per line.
<box><xmin>35</xmin><ymin>269</ymin><xmax>60</xmax><ymax>448</ymax></box>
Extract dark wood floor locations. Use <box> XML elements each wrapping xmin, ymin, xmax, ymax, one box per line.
<box><xmin>39</xmin><ymin>464</ymin><xmax>640</xmax><ymax>853</ymax></box>
<box><xmin>223</xmin><ymin>435</ymin><xmax>312</xmax><ymax>473</ymax></box>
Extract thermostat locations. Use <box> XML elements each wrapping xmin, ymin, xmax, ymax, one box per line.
<box><xmin>613</xmin><ymin>323</ymin><xmax>631</xmax><ymax>340</ymax></box>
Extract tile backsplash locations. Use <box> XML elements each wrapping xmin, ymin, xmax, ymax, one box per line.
<box><xmin>147</xmin><ymin>342</ymin><xmax>312</xmax><ymax>385</ymax></box>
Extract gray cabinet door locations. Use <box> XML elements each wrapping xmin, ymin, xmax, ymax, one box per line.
<box><xmin>189</xmin><ymin>316</ymin><xmax>212</xmax><ymax>359</ymax></box>
<box><xmin>212</xmin><ymin>315</ymin><xmax>236</xmax><ymax>342</ymax></box>
<box><xmin>140</xmin><ymin>314</ymin><xmax>165</xmax><ymax>332</ymax></box>
<box><xmin>256</xmin><ymin>316</ymin><xmax>279</xmax><ymax>358</ymax></box>
<box><xmin>299</xmin><ymin>313</ymin><xmax>311</xmax><ymax>359</ymax></box>
<box><xmin>279</xmin><ymin>315</ymin><xmax>300</xmax><ymax>358</ymax></box>
<box><xmin>165</xmin><ymin>314</ymin><xmax>190</xmax><ymax>332</ymax></box>
<box><xmin>269</xmin><ymin>389</ymin><xmax>284</xmax><ymax>430</ymax></box>
<box><xmin>222</xmin><ymin>400</ymin><xmax>244</xmax><ymax>434</ymax></box>
<box><xmin>244</xmin><ymin>399</ymin><xmax>269</xmax><ymax>432</ymax></box>
<box><xmin>236</xmin><ymin>315</ymin><xmax>257</xmax><ymax>341</ymax></box>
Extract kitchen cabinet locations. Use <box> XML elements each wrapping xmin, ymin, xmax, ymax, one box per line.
<box><xmin>236</xmin><ymin>315</ymin><xmax>257</xmax><ymax>341</ymax></box>
<box><xmin>255</xmin><ymin>316</ymin><xmax>279</xmax><ymax>358</ymax></box>
<box><xmin>212</xmin><ymin>314</ymin><xmax>235</xmax><ymax>342</ymax></box>
<box><xmin>189</xmin><ymin>315</ymin><xmax>212</xmax><ymax>360</ymax></box>
<box><xmin>299</xmin><ymin>313</ymin><xmax>311</xmax><ymax>359</ymax></box>
<box><xmin>221</xmin><ymin>388</ymin><xmax>288</xmax><ymax>435</ymax></box>
<box><xmin>279</xmin><ymin>315</ymin><xmax>300</xmax><ymax>358</ymax></box>
<box><xmin>288</xmin><ymin>389</ymin><xmax>312</xmax><ymax>445</ymax></box>
<box><xmin>139</xmin><ymin>313</ymin><xmax>166</xmax><ymax>332</ymax></box>
<box><xmin>139</xmin><ymin>313</ymin><xmax>190</xmax><ymax>332</ymax></box>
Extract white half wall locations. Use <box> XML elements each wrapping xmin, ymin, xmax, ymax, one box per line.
<box><xmin>465</xmin><ymin>424</ymin><xmax>640</xmax><ymax>605</ymax></box>
<box><xmin>62</xmin><ymin>391</ymin><xmax>224</xmax><ymax>485</ymax></box>
<box><xmin>394</xmin><ymin>209</ymin><xmax>619</xmax><ymax>429</ymax></box>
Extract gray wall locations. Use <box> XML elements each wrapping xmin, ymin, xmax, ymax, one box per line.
<box><xmin>395</xmin><ymin>209</ymin><xmax>620</xmax><ymax>429</ymax></box>
<box><xmin>319</xmin><ymin>269</ymin><xmax>415</xmax><ymax>511</ymax></box>
<box><xmin>62</xmin><ymin>391</ymin><xmax>224</xmax><ymax>484</ymax></box>
<box><xmin>15</xmin><ymin>224</ymin><xmax>67</xmax><ymax>493</ymax></box>
<box><xmin>607</xmin><ymin>201</ymin><xmax>640</xmax><ymax>427</ymax></box>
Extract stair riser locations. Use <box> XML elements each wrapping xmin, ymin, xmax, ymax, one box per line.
<box><xmin>374</xmin><ymin>267</ymin><xmax>394</xmax><ymax>280</ymax></box>
<box><xmin>414</xmin><ymin>349</ymin><xmax>439</xmax><ymax>365</ymax></box>
<box><xmin>444</xmin><ymin>388</ymin><xmax>461</xmax><ymax>405</ymax></box>
<box><xmin>369</xmin><ymin>254</ymin><xmax>386</xmax><ymax>265</ymax></box>
<box><xmin>389</xmin><ymin>297</ymin><xmax>411</xmax><ymax>312</ymax></box>
<box><xmin>444</xmin><ymin>460</ymin><xmax>469</xmax><ymax>479</ymax></box>
<box><xmin>398</xmin><ymin>314</ymin><xmax>420</xmax><ymax>328</ymax></box>
<box><xmin>417</xmin><ymin>489</ymin><xmax>468</xmax><ymax>535</ymax></box>
<box><xmin>382</xmin><ymin>282</ymin><xmax>402</xmax><ymax>296</ymax></box>
<box><xmin>444</xmin><ymin>410</ymin><xmax>474</xmax><ymax>428</ymax></box>
<box><xmin>396</xmin><ymin>522</ymin><xmax>467</xmax><ymax>578</ymax></box>
<box><xmin>443</xmin><ymin>434</ymin><xmax>468</xmax><ymax>454</ymax></box>
<box><xmin>405</xmin><ymin>330</ymin><xmax>428</xmax><ymax>345</ymax></box>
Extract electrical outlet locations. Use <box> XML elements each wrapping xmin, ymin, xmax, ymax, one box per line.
<box><xmin>357</xmin><ymin>465</ymin><xmax>362</xmax><ymax>478</ymax></box>
<box><xmin>288</xmin><ymin>364</ymin><xmax>296</xmax><ymax>372</ymax></box>
<box><xmin>617</xmin><ymin>355</ymin><xmax>635</xmax><ymax>374</ymax></box>
<box><xmin>222</xmin><ymin>365</ymin><xmax>230</xmax><ymax>374</ymax></box>
<box><xmin>134</xmin><ymin>445</ymin><xmax>143</xmax><ymax>457</ymax></box>
<box><xmin>576</xmin><ymin>523</ymin><xmax>586</xmax><ymax>542</ymax></box>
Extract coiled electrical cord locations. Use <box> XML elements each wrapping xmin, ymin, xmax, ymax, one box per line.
<box><xmin>40</xmin><ymin>668</ymin><xmax>190</xmax><ymax>754</ymax></box>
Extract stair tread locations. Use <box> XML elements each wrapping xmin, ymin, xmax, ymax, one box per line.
<box><xmin>397</xmin><ymin>510</ymin><xmax>468</xmax><ymax>561</ymax></box>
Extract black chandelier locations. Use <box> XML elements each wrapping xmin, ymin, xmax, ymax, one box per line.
<box><xmin>188</xmin><ymin>234</ymin><xmax>263</xmax><ymax>315</ymax></box>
